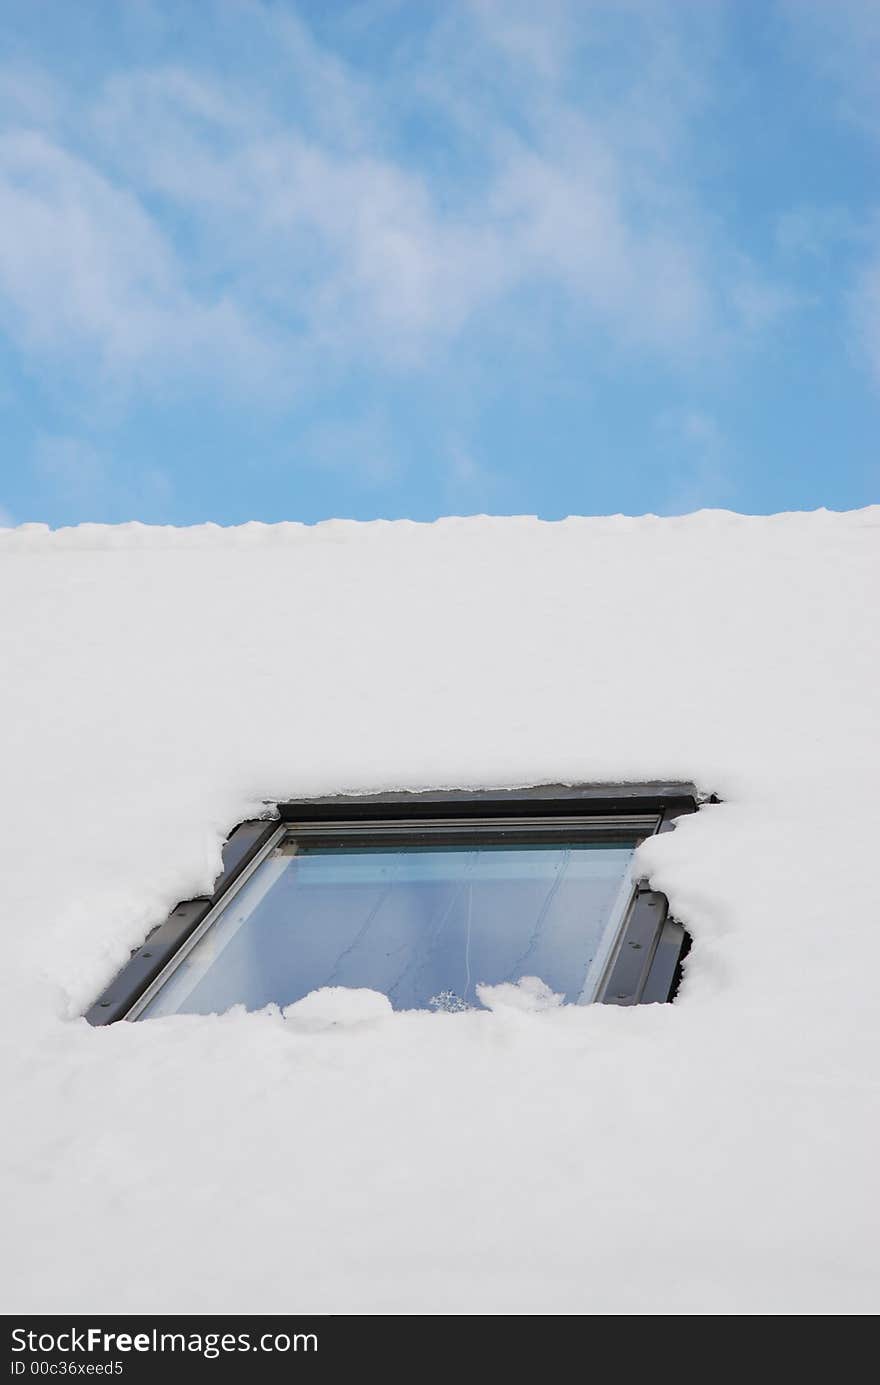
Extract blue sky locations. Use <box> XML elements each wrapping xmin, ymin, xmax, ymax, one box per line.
<box><xmin>1</xmin><ymin>0</ymin><xmax>879</xmax><ymax>527</ymax></box>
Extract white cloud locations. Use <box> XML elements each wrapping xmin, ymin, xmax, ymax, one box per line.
<box><xmin>485</xmin><ymin>119</ymin><xmax>711</xmax><ymax>348</ymax></box>
<box><xmin>85</xmin><ymin>57</ymin><xmax>714</xmax><ymax>366</ymax></box>
<box><xmin>0</xmin><ymin>504</ymin><xmax>14</xmax><ymax>528</ymax></box>
<box><xmin>0</xmin><ymin>1</ymin><xmax>800</xmax><ymax>398</ymax></box>
<box><xmin>467</xmin><ymin>0</ymin><xmax>579</xmax><ymax>83</ymax></box>
<box><xmin>0</xmin><ymin>129</ymin><xmax>277</xmax><ymax>390</ymax></box>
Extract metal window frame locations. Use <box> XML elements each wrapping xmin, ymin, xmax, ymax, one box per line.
<box><xmin>85</xmin><ymin>782</ymin><xmax>698</xmax><ymax>1025</ymax></box>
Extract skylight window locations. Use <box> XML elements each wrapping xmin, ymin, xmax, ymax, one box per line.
<box><xmin>87</xmin><ymin>785</ymin><xmax>696</xmax><ymax>1023</ymax></box>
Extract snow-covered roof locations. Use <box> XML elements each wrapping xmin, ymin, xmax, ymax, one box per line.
<box><xmin>3</xmin><ymin>510</ymin><xmax>879</xmax><ymax>1313</ymax></box>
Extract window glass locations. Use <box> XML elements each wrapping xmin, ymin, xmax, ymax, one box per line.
<box><xmin>139</xmin><ymin>833</ymin><xmax>639</xmax><ymax>1018</ymax></box>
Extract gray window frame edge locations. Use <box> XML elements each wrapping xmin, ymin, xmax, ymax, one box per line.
<box><xmin>84</xmin><ymin>782</ymin><xmax>701</xmax><ymax>1026</ymax></box>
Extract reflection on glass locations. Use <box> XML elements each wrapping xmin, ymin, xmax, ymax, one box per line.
<box><xmin>139</xmin><ymin>839</ymin><xmax>636</xmax><ymax>1018</ymax></box>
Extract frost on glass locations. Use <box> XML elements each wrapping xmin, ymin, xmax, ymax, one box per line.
<box><xmin>139</xmin><ymin>840</ymin><xmax>636</xmax><ymax>1019</ymax></box>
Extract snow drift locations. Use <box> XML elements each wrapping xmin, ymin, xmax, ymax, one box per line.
<box><xmin>1</xmin><ymin>510</ymin><xmax>879</xmax><ymax>1314</ymax></box>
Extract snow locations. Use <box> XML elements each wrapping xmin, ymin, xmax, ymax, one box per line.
<box><xmin>476</xmin><ymin>976</ymin><xmax>564</xmax><ymax>1012</ymax></box>
<box><xmin>1</xmin><ymin>509</ymin><xmax>879</xmax><ymax>1314</ymax></box>
<box><xmin>284</xmin><ymin>986</ymin><xmax>394</xmax><ymax>1030</ymax></box>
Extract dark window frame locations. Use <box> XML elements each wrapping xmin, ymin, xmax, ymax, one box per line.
<box><xmin>85</xmin><ymin>783</ymin><xmax>698</xmax><ymax>1025</ymax></box>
